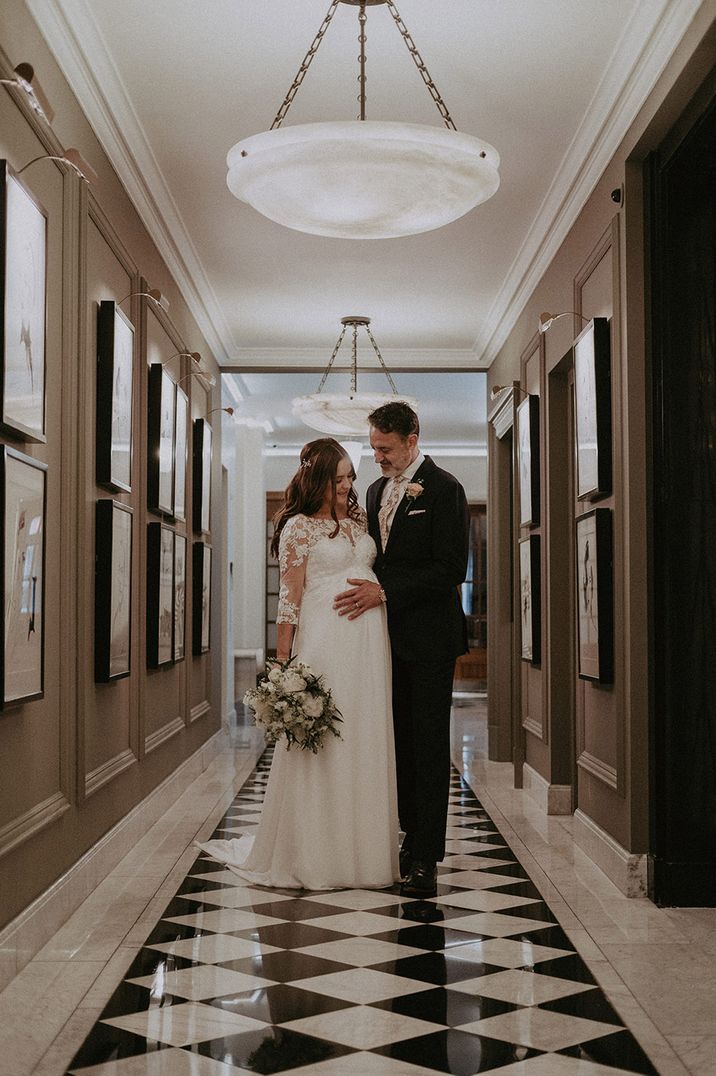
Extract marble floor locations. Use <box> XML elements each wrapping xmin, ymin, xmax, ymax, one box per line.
<box><xmin>1</xmin><ymin>702</ymin><xmax>715</xmax><ymax>1075</ymax></box>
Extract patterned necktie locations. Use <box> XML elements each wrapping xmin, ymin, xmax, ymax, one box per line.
<box><xmin>378</xmin><ymin>475</ymin><xmax>407</xmax><ymax>550</ymax></box>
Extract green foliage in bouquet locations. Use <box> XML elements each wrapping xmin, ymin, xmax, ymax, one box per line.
<box><xmin>244</xmin><ymin>656</ymin><xmax>343</xmax><ymax>754</ymax></box>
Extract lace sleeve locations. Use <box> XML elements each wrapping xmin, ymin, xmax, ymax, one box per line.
<box><xmin>277</xmin><ymin>516</ymin><xmax>311</xmax><ymax>625</ymax></box>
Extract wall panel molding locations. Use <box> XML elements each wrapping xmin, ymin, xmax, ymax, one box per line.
<box><xmin>0</xmin><ymin>792</ymin><xmax>71</xmax><ymax>861</ymax></box>
<box><xmin>190</xmin><ymin>700</ymin><xmax>211</xmax><ymax>725</ymax></box>
<box><xmin>577</xmin><ymin>750</ymin><xmax>619</xmax><ymax>790</ymax></box>
<box><xmin>145</xmin><ymin>716</ymin><xmax>184</xmax><ymax>756</ymax></box>
<box><xmin>84</xmin><ymin>748</ymin><xmax>137</xmax><ymax>799</ymax></box>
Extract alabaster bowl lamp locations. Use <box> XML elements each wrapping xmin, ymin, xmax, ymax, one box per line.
<box><xmin>226</xmin><ymin>0</ymin><xmax>500</xmax><ymax>240</ymax></box>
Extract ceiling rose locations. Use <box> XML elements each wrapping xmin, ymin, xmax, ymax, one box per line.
<box><xmin>227</xmin><ymin>0</ymin><xmax>500</xmax><ymax>240</ymax></box>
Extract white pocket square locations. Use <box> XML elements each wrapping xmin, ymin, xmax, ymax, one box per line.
<box><xmin>408</xmin><ymin>509</ymin><xmax>427</xmax><ymax>516</ymax></box>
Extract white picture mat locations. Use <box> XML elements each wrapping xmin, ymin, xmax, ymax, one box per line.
<box><xmin>109</xmin><ymin>507</ymin><xmax>131</xmax><ymax>677</ymax></box>
<box><xmin>517</xmin><ymin>398</ymin><xmax>533</xmax><ymax>526</ymax></box>
<box><xmin>3</xmin><ymin>174</ymin><xmax>45</xmax><ymax>437</ymax></box>
<box><xmin>577</xmin><ymin>513</ymin><xmax>600</xmax><ymax>678</ymax></box>
<box><xmin>201</xmin><ymin>424</ymin><xmax>212</xmax><ymax>533</ymax></box>
<box><xmin>158</xmin><ymin>372</ymin><xmax>175</xmax><ymax>512</ymax></box>
<box><xmin>519</xmin><ymin>538</ymin><xmax>532</xmax><ymax>661</ymax></box>
<box><xmin>174</xmin><ymin>534</ymin><xmax>186</xmax><ymax>661</ymax></box>
<box><xmin>4</xmin><ymin>454</ymin><xmax>44</xmax><ymax>701</ymax></box>
<box><xmin>158</xmin><ymin>526</ymin><xmax>173</xmax><ymax>665</ymax></box>
<box><xmin>201</xmin><ymin>546</ymin><xmax>211</xmax><ymax>651</ymax></box>
<box><xmin>174</xmin><ymin>388</ymin><xmax>187</xmax><ymax>521</ymax></box>
<box><xmin>575</xmin><ymin>329</ymin><xmax>598</xmax><ymax>497</ymax></box>
<box><xmin>111</xmin><ymin>311</ymin><xmax>133</xmax><ymax>490</ymax></box>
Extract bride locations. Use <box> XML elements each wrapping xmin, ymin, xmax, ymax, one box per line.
<box><xmin>199</xmin><ymin>438</ymin><xmax>399</xmax><ymax>889</ymax></box>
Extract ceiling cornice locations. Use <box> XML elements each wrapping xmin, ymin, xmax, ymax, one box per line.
<box><xmin>224</xmin><ymin>347</ymin><xmax>485</xmax><ymax>370</ymax></box>
<box><xmin>26</xmin><ymin>0</ymin><xmax>237</xmax><ymax>365</ymax></box>
<box><xmin>473</xmin><ymin>0</ymin><xmax>704</xmax><ymax>365</ymax></box>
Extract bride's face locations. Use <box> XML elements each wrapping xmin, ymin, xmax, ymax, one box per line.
<box><xmin>323</xmin><ymin>457</ymin><xmax>353</xmax><ymax>510</ymax></box>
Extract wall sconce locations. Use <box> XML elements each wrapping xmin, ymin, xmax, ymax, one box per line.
<box><xmin>164</xmin><ymin>350</ymin><xmax>201</xmax><ymax>369</ymax></box>
<box><xmin>177</xmin><ymin>366</ymin><xmax>216</xmax><ymax>390</ymax></box>
<box><xmin>538</xmin><ymin>311</ymin><xmax>590</xmax><ymax>334</ymax></box>
<box><xmin>117</xmin><ymin>288</ymin><xmax>170</xmax><ymax>312</ymax></box>
<box><xmin>17</xmin><ymin>147</ymin><xmax>98</xmax><ymax>185</ymax></box>
<box><xmin>0</xmin><ymin>63</ymin><xmax>54</xmax><ymax>123</ymax></box>
<box><xmin>207</xmin><ymin>406</ymin><xmax>234</xmax><ymax>419</ymax></box>
<box><xmin>490</xmin><ymin>383</ymin><xmax>529</xmax><ymax>401</ymax></box>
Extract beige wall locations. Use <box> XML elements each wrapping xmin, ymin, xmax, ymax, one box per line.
<box><xmin>487</xmin><ymin>10</ymin><xmax>716</xmax><ymax>864</ymax></box>
<box><xmin>0</xmin><ymin>1</ymin><xmax>222</xmax><ymax>930</ymax></box>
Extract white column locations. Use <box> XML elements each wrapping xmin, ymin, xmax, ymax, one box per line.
<box><xmin>232</xmin><ymin>425</ymin><xmax>266</xmax><ymax>661</ymax></box>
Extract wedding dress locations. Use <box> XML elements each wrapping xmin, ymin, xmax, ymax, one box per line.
<box><xmin>199</xmin><ymin>510</ymin><xmax>399</xmax><ymax>889</ymax></box>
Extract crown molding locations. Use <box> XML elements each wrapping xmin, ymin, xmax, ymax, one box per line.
<box><xmin>222</xmin><ymin>347</ymin><xmax>484</xmax><ymax>371</ymax></box>
<box><xmin>472</xmin><ymin>0</ymin><xmax>704</xmax><ymax>365</ymax></box>
<box><xmin>26</xmin><ymin>0</ymin><xmax>236</xmax><ymax>364</ymax></box>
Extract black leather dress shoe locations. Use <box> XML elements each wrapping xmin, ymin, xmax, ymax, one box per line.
<box><xmin>399</xmin><ymin>846</ymin><xmax>413</xmax><ymax>880</ymax></box>
<box><xmin>400</xmin><ymin>860</ymin><xmax>437</xmax><ymax>898</ymax></box>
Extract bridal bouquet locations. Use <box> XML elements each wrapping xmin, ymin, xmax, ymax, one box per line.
<box><xmin>244</xmin><ymin>657</ymin><xmax>343</xmax><ymax>754</ymax></box>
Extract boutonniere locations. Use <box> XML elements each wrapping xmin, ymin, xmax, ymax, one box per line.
<box><xmin>405</xmin><ymin>479</ymin><xmax>424</xmax><ymax>501</ymax></box>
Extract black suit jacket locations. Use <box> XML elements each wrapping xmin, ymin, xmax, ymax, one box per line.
<box><xmin>367</xmin><ymin>456</ymin><xmax>470</xmax><ymax>663</ymax></box>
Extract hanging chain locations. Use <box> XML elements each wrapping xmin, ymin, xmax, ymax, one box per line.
<box><xmin>269</xmin><ymin>0</ymin><xmax>457</xmax><ymax>131</ymax></box>
<box><xmin>365</xmin><ymin>324</ymin><xmax>399</xmax><ymax>394</ymax></box>
<box><xmin>270</xmin><ymin>0</ymin><xmax>341</xmax><ymax>130</ymax></box>
<box><xmin>317</xmin><ymin>323</ymin><xmax>349</xmax><ymax>393</ymax></box>
<box><xmin>351</xmin><ymin>324</ymin><xmax>359</xmax><ymax>393</ymax></box>
<box><xmin>384</xmin><ymin>0</ymin><xmax>457</xmax><ymax>130</ymax></box>
<box><xmin>357</xmin><ymin>4</ymin><xmax>367</xmax><ymax>120</ymax></box>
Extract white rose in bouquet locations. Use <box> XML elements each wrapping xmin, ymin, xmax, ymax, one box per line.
<box><xmin>302</xmin><ymin>694</ymin><xmax>324</xmax><ymax>719</ymax></box>
<box><xmin>282</xmin><ymin>670</ymin><xmax>307</xmax><ymax>693</ymax></box>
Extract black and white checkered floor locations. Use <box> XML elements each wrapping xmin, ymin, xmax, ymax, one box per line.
<box><xmin>66</xmin><ymin>751</ymin><xmax>658</xmax><ymax>1074</ymax></box>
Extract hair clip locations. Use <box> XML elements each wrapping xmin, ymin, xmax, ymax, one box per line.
<box><xmin>300</xmin><ymin>458</ymin><xmax>312</xmax><ymax>469</ymax></box>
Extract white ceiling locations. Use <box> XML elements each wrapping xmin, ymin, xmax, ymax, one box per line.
<box><xmin>27</xmin><ymin>0</ymin><xmax>703</xmax><ymax>447</ymax></box>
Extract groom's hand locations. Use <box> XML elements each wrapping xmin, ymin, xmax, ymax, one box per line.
<box><xmin>334</xmin><ymin>578</ymin><xmax>384</xmax><ymax>620</ymax></box>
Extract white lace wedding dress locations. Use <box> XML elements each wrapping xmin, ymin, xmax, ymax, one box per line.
<box><xmin>199</xmin><ymin>510</ymin><xmax>399</xmax><ymax>889</ymax></box>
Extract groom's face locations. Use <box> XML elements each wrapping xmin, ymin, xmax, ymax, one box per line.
<box><xmin>369</xmin><ymin>428</ymin><xmax>418</xmax><ymax>477</ymax></box>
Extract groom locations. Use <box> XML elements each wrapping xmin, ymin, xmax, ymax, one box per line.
<box><xmin>334</xmin><ymin>402</ymin><xmax>469</xmax><ymax>897</ymax></box>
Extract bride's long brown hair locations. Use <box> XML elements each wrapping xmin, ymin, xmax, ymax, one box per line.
<box><xmin>271</xmin><ymin>438</ymin><xmax>360</xmax><ymax>558</ymax></box>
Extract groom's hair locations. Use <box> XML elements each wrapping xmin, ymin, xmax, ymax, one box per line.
<box><xmin>368</xmin><ymin>401</ymin><xmax>420</xmax><ymax>439</ymax></box>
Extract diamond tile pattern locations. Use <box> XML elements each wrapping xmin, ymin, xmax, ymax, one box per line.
<box><xmin>67</xmin><ymin>752</ymin><xmax>658</xmax><ymax>1074</ymax></box>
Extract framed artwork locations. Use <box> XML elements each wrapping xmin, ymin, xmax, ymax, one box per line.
<box><xmin>95</xmin><ymin>499</ymin><xmax>133</xmax><ymax>682</ymax></box>
<box><xmin>517</xmin><ymin>393</ymin><xmax>540</xmax><ymax>527</ymax></box>
<box><xmin>192</xmin><ymin>541</ymin><xmax>211</xmax><ymax>654</ymax></box>
<box><xmin>147</xmin><ymin>364</ymin><xmax>175</xmax><ymax>514</ymax></box>
<box><xmin>96</xmin><ymin>300</ymin><xmax>134</xmax><ymax>492</ymax></box>
<box><xmin>574</xmin><ymin>317</ymin><xmax>612</xmax><ymax>500</ymax></box>
<box><xmin>173</xmin><ymin>532</ymin><xmax>186</xmax><ymax>662</ymax></box>
<box><xmin>518</xmin><ymin>534</ymin><xmax>540</xmax><ymax>664</ymax></box>
<box><xmin>576</xmin><ymin>508</ymin><xmax>613</xmax><ymax>683</ymax></box>
<box><xmin>173</xmin><ymin>385</ymin><xmax>188</xmax><ymax>522</ymax></box>
<box><xmin>0</xmin><ymin>446</ymin><xmax>46</xmax><ymax>707</ymax></box>
<box><xmin>192</xmin><ymin>418</ymin><xmax>212</xmax><ymax>534</ymax></box>
<box><xmin>0</xmin><ymin>161</ymin><xmax>47</xmax><ymax>442</ymax></box>
<box><xmin>146</xmin><ymin>522</ymin><xmax>174</xmax><ymax>668</ymax></box>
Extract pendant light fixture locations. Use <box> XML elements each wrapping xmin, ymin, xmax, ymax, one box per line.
<box><xmin>227</xmin><ymin>0</ymin><xmax>500</xmax><ymax>239</ymax></box>
<box><xmin>292</xmin><ymin>316</ymin><xmax>417</xmax><ymax>435</ymax></box>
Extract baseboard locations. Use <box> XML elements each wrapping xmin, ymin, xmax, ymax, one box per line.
<box><xmin>523</xmin><ymin>763</ymin><xmax>572</xmax><ymax>815</ymax></box>
<box><xmin>574</xmin><ymin>809</ymin><xmax>647</xmax><ymax>897</ymax></box>
<box><xmin>0</xmin><ymin>727</ymin><xmax>230</xmax><ymax>992</ymax></box>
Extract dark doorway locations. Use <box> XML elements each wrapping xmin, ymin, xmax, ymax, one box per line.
<box><xmin>648</xmin><ymin>83</ymin><xmax>716</xmax><ymax>905</ymax></box>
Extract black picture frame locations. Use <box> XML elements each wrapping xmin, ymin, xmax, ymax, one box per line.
<box><xmin>96</xmin><ymin>300</ymin><xmax>134</xmax><ymax>492</ymax></box>
<box><xmin>192</xmin><ymin>541</ymin><xmax>211</xmax><ymax>655</ymax></box>
<box><xmin>518</xmin><ymin>534</ymin><xmax>540</xmax><ymax>664</ymax></box>
<box><xmin>95</xmin><ymin>499</ymin><xmax>133</xmax><ymax>682</ymax></box>
<box><xmin>574</xmin><ymin>317</ymin><xmax>612</xmax><ymax>500</ymax></box>
<box><xmin>147</xmin><ymin>363</ymin><xmax>175</xmax><ymax>514</ymax></box>
<box><xmin>192</xmin><ymin>418</ymin><xmax>212</xmax><ymax>534</ymax></box>
<box><xmin>173</xmin><ymin>384</ymin><xmax>188</xmax><ymax>522</ymax></box>
<box><xmin>576</xmin><ymin>508</ymin><xmax>613</xmax><ymax>683</ymax></box>
<box><xmin>0</xmin><ymin>446</ymin><xmax>47</xmax><ymax>707</ymax></box>
<box><xmin>173</xmin><ymin>532</ymin><xmax>186</xmax><ymax>663</ymax></box>
<box><xmin>517</xmin><ymin>394</ymin><xmax>540</xmax><ymax>527</ymax></box>
<box><xmin>146</xmin><ymin>521</ymin><xmax>174</xmax><ymax>668</ymax></box>
<box><xmin>0</xmin><ymin>160</ymin><xmax>47</xmax><ymax>442</ymax></box>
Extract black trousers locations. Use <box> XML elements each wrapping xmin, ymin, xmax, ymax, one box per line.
<box><xmin>391</xmin><ymin>652</ymin><xmax>455</xmax><ymax>863</ymax></box>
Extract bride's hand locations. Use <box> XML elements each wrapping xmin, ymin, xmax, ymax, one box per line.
<box><xmin>334</xmin><ymin>578</ymin><xmax>385</xmax><ymax>620</ymax></box>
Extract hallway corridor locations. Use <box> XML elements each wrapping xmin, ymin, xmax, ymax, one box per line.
<box><xmin>2</xmin><ymin>705</ymin><xmax>714</xmax><ymax>1075</ymax></box>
